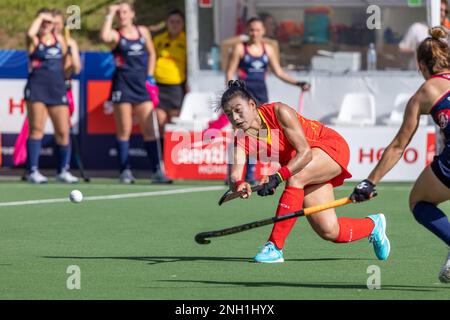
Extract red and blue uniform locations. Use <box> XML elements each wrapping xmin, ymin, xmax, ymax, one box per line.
<box><xmin>238</xmin><ymin>43</ymin><xmax>269</xmax><ymax>104</ymax></box>
<box><xmin>429</xmin><ymin>73</ymin><xmax>450</xmax><ymax>188</ymax></box>
<box><xmin>110</xmin><ymin>26</ymin><xmax>151</xmax><ymax>104</ymax></box>
<box><xmin>24</xmin><ymin>33</ymin><xmax>67</xmax><ymax>106</ymax></box>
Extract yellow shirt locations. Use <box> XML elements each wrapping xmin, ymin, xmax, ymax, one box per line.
<box><xmin>153</xmin><ymin>31</ymin><xmax>186</xmax><ymax>85</ymax></box>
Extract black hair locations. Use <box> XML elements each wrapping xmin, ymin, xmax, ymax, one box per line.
<box><xmin>258</xmin><ymin>12</ymin><xmax>273</xmax><ymax>23</ymax></box>
<box><xmin>219</xmin><ymin>80</ymin><xmax>259</xmax><ymax>111</ymax></box>
<box><xmin>246</xmin><ymin>16</ymin><xmax>264</xmax><ymax>26</ymax></box>
<box><xmin>168</xmin><ymin>9</ymin><xmax>185</xmax><ymax>21</ymax></box>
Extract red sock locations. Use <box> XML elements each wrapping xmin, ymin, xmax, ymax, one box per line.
<box><xmin>333</xmin><ymin>217</ymin><xmax>375</xmax><ymax>243</ymax></box>
<box><xmin>268</xmin><ymin>186</ymin><xmax>304</xmax><ymax>249</ymax></box>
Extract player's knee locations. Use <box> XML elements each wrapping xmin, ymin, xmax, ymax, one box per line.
<box><xmin>319</xmin><ymin>231</ymin><xmax>337</xmax><ymax>241</ymax></box>
<box><xmin>316</xmin><ymin>225</ymin><xmax>339</xmax><ymax>241</ymax></box>
<box><xmin>408</xmin><ymin>192</ymin><xmax>420</xmax><ymax>212</ymax></box>
<box><xmin>116</xmin><ymin>132</ymin><xmax>131</xmax><ymax>141</ymax></box>
<box><xmin>29</xmin><ymin>128</ymin><xmax>44</xmax><ymax>139</ymax></box>
<box><xmin>142</xmin><ymin>131</ymin><xmax>154</xmax><ymax>140</ymax></box>
<box><xmin>54</xmin><ymin>132</ymin><xmax>69</xmax><ymax>145</ymax></box>
<box><xmin>409</xmin><ymin>200</ymin><xmax>417</xmax><ymax>213</ymax></box>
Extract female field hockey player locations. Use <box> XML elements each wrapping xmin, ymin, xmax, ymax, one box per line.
<box><xmin>24</xmin><ymin>8</ymin><xmax>78</xmax><ymax>183</ymax></box>
<box><xmin>222</xmin><ymin>80</ymin><xmax>390</xmax><ymax>263</ymax></box>
<box><xmin>224</xmin><ymin>17</ymin><xmax>310</xmax><ymax>184</ymax></box>
<box><xmin>226</xmin><ymin>17</ymin><xmax>310</xmax><ymax>105</ymax></box>
<box><xmin>101</xmin><ymin>1</ymin><xmax>171</xmax><ymax>184</ymax></box>
<box><xmin>351</xmin><ymin>27</ymin><xmax>450</xmax><ymax>283</ymax></box>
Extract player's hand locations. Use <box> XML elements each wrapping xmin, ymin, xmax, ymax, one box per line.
<box><xmin>234</xmin><ymin>181</ymin><xmax>252</xmax><ymax>199</ymax></box>
<box><xmin>257</xmin><ymin>174</ymin><xmax>282</xmax><ymax>197</ymax></box>
<box><xmin>350</xmin><ymin>179</ymin><xmax>377</xmax><ymax>203</ymax></box>
<box><xmin>146</xmin><ymin>75</ymin><xmax>157</xmax><ymax>86</ymax></box>
<box><xmin>259</xmin><ymin>175</ymin><xmax>269</xmax><ymax>184</ymax></box>
<box><xmin>40</xmin><ymin>13</ymin><xmax>54</xmax><ymax>23</ymax></box>
<box><xmin>65</xmin><ymin>79</ymin><xmax>72</xmax><ymax>90</ymax></box>
<box><xmin>296</xmin><ymin>81</ymin><xmax>311</xmax><ymax>91</ymax></box>
<box><xmin>108</xmin><ymin>5</ymin><xmax>120</xmax><ymax>15</ymax></box>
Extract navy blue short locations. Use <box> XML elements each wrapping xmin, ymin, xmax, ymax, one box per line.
<box><xmin>110</xmin><ymin>71</ymin><xmax>151</xmax><ymax>104</ymax></box>
<box><xmin>157</xmin><ymin>83</ymin><xmax>185</xmax><ymax>110</ymax></box>
<box><xmin>244</xmin><ymin>79</ymin><xmax>268</xmax><ymax>104</ymax></box>
<box><xmin>430</xmin><ymin>148</ymin><xmax>450</xmax><ymax>189</ymax></box>
<box><xmin>24</xmin><ymin>75</ymin><xmax>68</xmax><ymax>106</ymax></box>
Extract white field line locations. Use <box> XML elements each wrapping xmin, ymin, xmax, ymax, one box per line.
<box><xmin>336</xmin><ymin>186</ymin><xmax>412</xmax><ymax>191</ymax></box>
<box><xmin>0</xmin><ymin>186</ymin><xmax>225</xmax><ymax>207</ymax></box>
<box><xmin>0</xmin><ymin>183</ymin><xmax>192</xmax><ymax>190</ymax></box>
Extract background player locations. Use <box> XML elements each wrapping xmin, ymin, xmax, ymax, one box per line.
<box><xmin>24</xmin><ymin>8</ymin><xmax>78</xmax><ymax>183</ymax></box>
<box><xmin>101</xmin><ymin>1</ymin><xmax>169</xmax><ymax>184</ymax></box>
<box><xmin>151</xmin><ymin>8</ymin><xmax>186</xmax><ymax>177</ymax></box>
<box><xmin>222</xmin><ymin>80</ymin><xmax>390</xmax><ymax>263</ymax></box>
<box><xmin>351</xmin><ymin>27</ymin><xmax>450</xmax><ymax>283</ymax></box>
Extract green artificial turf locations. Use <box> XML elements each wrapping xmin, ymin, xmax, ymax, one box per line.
<box><xmin>0</xmin><ymin>179</ymin><xmax>449</xmax><ymax>299</ymax></box>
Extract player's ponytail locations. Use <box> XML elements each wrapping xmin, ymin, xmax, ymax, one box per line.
<box><xmin>417</xmin><ymin>26</ymin><xmax>450</xmax><ymax>75</ymax></box>
<box><xmin>219</xmin><ymin>80</ymin><xmax>259</xmax><ymax>111</ymax></box>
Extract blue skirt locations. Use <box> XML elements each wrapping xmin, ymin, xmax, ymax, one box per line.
<box><xmin>110</xmin><ymin>71</ymin><xmax>151</xmax><ymax>104</ymax></box>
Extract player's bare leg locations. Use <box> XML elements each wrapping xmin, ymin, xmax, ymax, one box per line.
<box><xmin>113</xmin><ymin>103</ymin><xmax>135</xmax><ymax>183</ymax></box>
<box><xmin>48</xmin><ymin>105</ymin><xmax>78</xmax><ymax>183</ymax></box>
<box><xmin>409</xmin><ymin>166</ymin><xmax>450</xmax><ymax>283</ymax></box>
<box><xmin>255</xmin><ymin>148</ymin><xmax>389</xmax><ymax>262</ymax></box>
<box><xmin>26</xmin><ymin>102</ymin><xmax>49</xmax><ymax>183</ymax></box>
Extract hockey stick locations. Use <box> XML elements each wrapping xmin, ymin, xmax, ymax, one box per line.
<box><xmin>218</xmin><ymin>184</ymin><xmax>265</xmax><ymax>206</ymax></box>
<box><xmin>70</xmin><ymin>132</ymin><xmax>90</xmax><ymax>182</ymax></box>
<box><xmin>151</xmin><ymin>110</ymin><xmax>166</xmax><ymax>174</ymax></box>
<box><xmin>195</xmin><ymin>197</ymin><xmax>352</xmax><ymax>244</ymax></box>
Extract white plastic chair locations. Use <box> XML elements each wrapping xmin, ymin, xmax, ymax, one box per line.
<box><xmin>384</xmin><ymin>93</ymin><xmax>428</xmax><ymax>126</ymax></box>
<box><xmin>165</xmin><ymin>92</ymin><xmax>217</xmax><ymax>131</ymax></box>
<box><xmin>331</xmin><ymin>93</ymin><xmax>376</xmax><ymax>126</ymax></box>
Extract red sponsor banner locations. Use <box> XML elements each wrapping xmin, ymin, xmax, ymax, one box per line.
<box><xmin>164</xmin><ymin>130</ymin><xmax>276</xmax><ymax>180</ymax></box>
<box><xmin>86</xmin><ymin>80</ymin><xmax>141</xmax><ymax>134</ymax></box>
<box><xmin>358</xmin><ymin>147</ymin><xmax>419</xmax><ymax>164</ymax></box>
<box><xmin>426</xmin><ymin>131</ymin><xmax>436</xmax><ymax>166</ymax></box>
<box><xmin>9</xmin><ymin>98</ymin><xmax>26</xmax><ymax>115</ymax></box>
<box><xmin>199</xmin><ymin>0</ymin><xmax>213</xmax><ymax>8</ymax></box>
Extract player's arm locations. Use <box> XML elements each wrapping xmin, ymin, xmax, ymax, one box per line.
<box><xmin>67</xmin><ymin>38</ymin><xmax>81</xmax><ymax>75</ymax></box>
<box><xmin>100</xmin><ymin>5</ymin><xmax>120</xmax><ymax>46</ymax></box>
<box><xmin>56</xmin><ymin>33</ymin><xmax>69</xmax><ymax>73</ymax></box>
<box><xmin>276</xmin><ymin>103</ymin><xmax>313</xmax><ymax>175</ymax></box>
<box><xmin>230</xmin><ymin>140</ymin><xmax>251</xmax><ymax>198</ymax></box>
<box><xmin>148</xmin><ymin>21</ymin><xmax>166</xmax><ymax>33</ymax></box>
<box><xmin>368</xmin><ymin>92</ymin><xmax>426</xmax><ymax>183</ymax></box>
<box><xmin>351</xmin><ymin>86</ymin><xmax>429</xmax><ymax>202</ymax></box>
<box><xmin>267</xmin><ymin>46</ymin><xmax>310</xmax><ymax>91</ymax></box>
<box><xmin>26</xmin><ymin>13</ymin><xmax>53</xmax><ymax>53</ymax></box>
<box><xmin>225</xmin><ymin>43</ymin><xmax>243</xmax><ymax>83</ymax></box>
<box><xmin>257</xmin><ymin>103</ymin><xmax>313</xmax><ymax>197</ymax></box>
<box><xmin>139</xmin><ymin>26</ymin><xmax>156</xmax><ymax>76</ymax></box>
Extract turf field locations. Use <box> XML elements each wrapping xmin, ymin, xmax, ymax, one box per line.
<box><xmin>0</xmin><ymin>178</ymin><xmax>449</xmax><ymax>300</ymax></box>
